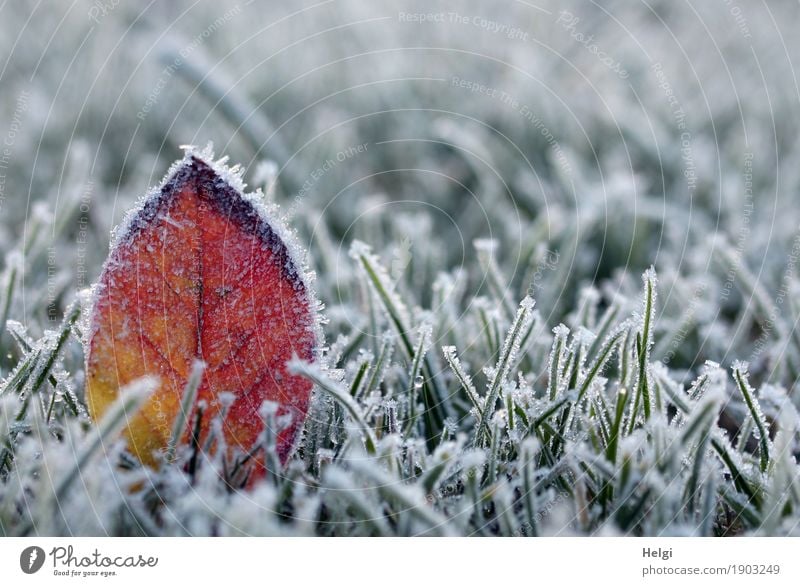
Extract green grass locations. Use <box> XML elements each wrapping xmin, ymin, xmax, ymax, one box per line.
<box><xmin>1</xmin><ymin>239</ymin><xmax>799</xmax><ymax>536</ymax></box>
<box><xmin>2</xmin><ymin>0</ymin><xmax>800</xmax><ymax>537</ymax></box>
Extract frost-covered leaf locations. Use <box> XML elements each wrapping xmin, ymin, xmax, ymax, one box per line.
<box><xmin>85</xmin><ymin>148</ymin><xmax>320</xmax><ymax>477</ymax></box>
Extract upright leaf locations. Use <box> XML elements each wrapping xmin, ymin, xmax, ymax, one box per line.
<box><xmin>85</xmin><ymin>148</ymin><xmax>319</xmax><ymax>477</ymax></box>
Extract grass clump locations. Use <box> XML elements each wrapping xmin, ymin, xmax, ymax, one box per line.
<box><xmin>1</xmin><ymin>243</ymin><xmax>799</xmax><ymax>536</ymax></box>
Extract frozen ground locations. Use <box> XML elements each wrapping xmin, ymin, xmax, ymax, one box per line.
<box><xmin>1</xmin><ymin>0</ymin><xmax>800</xmax><ymax>536</ymax></box>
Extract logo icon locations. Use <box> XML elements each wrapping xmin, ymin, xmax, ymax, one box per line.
<box><xmin>20</xmin><ymin>546</ymin><xmax>46</xmax><ymax>574</ymax></box>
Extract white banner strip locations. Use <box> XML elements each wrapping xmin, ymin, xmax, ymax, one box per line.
<box><xmin>1</xmin><ymin>537</ymin><xmax>797</xmax><ymax>585</ymax></box>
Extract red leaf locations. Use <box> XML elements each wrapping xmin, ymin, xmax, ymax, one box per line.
<box><xmin>85</xmin><ymin>148</ymin><xmax>319</xmax><ymax>479</ymax></box>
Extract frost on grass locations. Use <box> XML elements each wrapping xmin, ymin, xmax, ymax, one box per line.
<box><xmin>3</xmin><ymin>0</ymin><xmax>800</xmax><ymax>536</ymax></box>
<box><xmin>4</xmin><ymin>247</ymin><xmax>800</xmax><ymax>536</ymax></box>
<box><xmin>4</xmin><ymin>165</ymin><xmax>800</xmax><ymax>537</ymax></box>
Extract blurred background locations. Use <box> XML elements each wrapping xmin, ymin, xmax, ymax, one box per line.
<box><xmin>2</xmin><ymin>0</ymin><xmax>800</xmax><ymax>387</ymax></box>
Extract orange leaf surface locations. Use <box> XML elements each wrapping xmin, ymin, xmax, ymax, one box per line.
<box><xmin>85</xmin><ymin>149</ymin><xmax>319</xmax><ymax>478</ymax></box>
